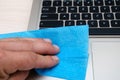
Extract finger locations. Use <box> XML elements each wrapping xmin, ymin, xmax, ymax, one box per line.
<box><xmin>3</xmin><ymin>51</ymin><xmax>59</xmax><ymax>74</ymax></box>
<box><xmin>0</xmin><ymin>38</ymin><xmax>59</xmax><ymax>54</ymax></box>
<box><xmin>9</xmin><ymin>71</ymin><xmax>29</xmax><ymax>80</ymax></box>
<box><xmin>0</xmin><ymin>38</ymin><xmax>51</xmax><ymax>43</ymax></box>
<box><xmin>0</xmin><ymin>38</ymin><xmax>24</xmax><ymax>41</ymax></box>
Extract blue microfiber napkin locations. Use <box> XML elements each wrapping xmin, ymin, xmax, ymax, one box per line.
<box><xmin>0</xmin><ymin>25</ymin><xmax>89</xmax><ymax>80</ymax></box>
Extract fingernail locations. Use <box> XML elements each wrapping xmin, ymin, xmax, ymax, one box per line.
<box><xmin>43</xmin><ymin>39</ymin><xmax>52</xmax><ymax>43</ymax></box>
<box><xmin>53</xmin><ymin>45</ymin><xmax>60</xmax><ymax>51</ymax></box>
<box><xmin>52</xmin><ymin>56</ymin><xmax>59</xmax><ymax>61</ymax></box>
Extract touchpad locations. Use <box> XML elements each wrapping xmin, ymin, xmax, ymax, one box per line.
<box><xmin>91</xmin><ymin>41</ymin><xmax>120</xmax><ymax>80</ymax></box>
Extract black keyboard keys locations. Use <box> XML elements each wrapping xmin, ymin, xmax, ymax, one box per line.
<box><xmin>76</xmin><ymin>21</ymin><xmax>86</xmax><ymax>25</ymax></box>
<box><xmin>115</xmin><ymin>13</ymin><xmax>120</xmax><ymax>19</ymax></box>
<box><xmin>88</xmin><ymin>20</ymin><xmax>98</xmax><ymax>27</ymax></box>
<box><xmin>60</xmin><ymin>14</ymin><xmax>69</xmax><ymax>20</ymax></box>
<box><xmin>42</xmin><ymin>7</ymin><xmax>56</xmax><ymax>13</ymax></box>
<box><xmin>40</xmin><ymin>21</ymin><xmax>63</xmax><ymax>27</ymax></box>
<box><xmin>105</xmin><ymin>0</ymin><xmax>114</xmax><ymax>5</ymax></box>
<box><xmin>90</xmin><ymin>6</ymin><xmax>99</xmax><ymax>13</ymax></box>
<box><xmin>99</xmin><ymin>20</ymin><xmax>109</xmax><ymax>27</ymax></box>
<box><xmin>111</xmin><ymin>20</ymin><xmax>120</xmax><ymax>27</ymax></box>
<box><xmin>65</xmin><ymin>21</ymin><xmax>75</xmax><ymax>26</ymax></box>
<box><xmin>104</xmin><ymin>13</ymin><xmax>114</xmax><ymax>19</ymax></box>
<box><xmin>82</xmin><ymin>13</ymin><xmax>91</xmax><ymax>20</ymax></box>
<box><xmin>40</xmin><ymin>0</ymin><xmax>120</xmax><ymax>35</ymax></box>
<box><xmin>58</xmin><ymin>7</ymin><xmax>67</xmax><ymax>13</ymax></box>
<box><xmin>111</xmin><ymin>6</ymin><xmax>120</xmax><ymax>12</ymax></box>
<box><xmin>41</xmin><ymin>14</ymin><xmax>58</xmax><ymax>20</ymax></box>
<box><xmin>71</xmin><ymin>14</ymin><xmax>80</xmax><ymax>20</ymax></box>
<box><xmin>53</xmin><ymin>0</ymin><xmax>62</xmax><ymax>6</ymax></box>
<box><xmin>94</xmin><ymin>0</ymin><xmax>103</xmax><ymax>6</ymax></box>
<box><xmin>68</xmin><ymin>7</ymin><xmax>77</xmax><ymax>13</ymax></box>
<box><xmin>101</xmin><ymin>6</ymin><xmax>110</xmax><ymax>12</ymax></box>
<box><xmin>74</xmin><ymin>0</ymin><xmax>82</xmax><ymax>6</ymax></box>
<box><xmin>43</xmin><ymin>1</ymin><xmax>51</xmax><ymax>6</ymax></box>
<box><xmin>116</xmin><ymin>0</ymin><xmax>120</xmax><ymax>5</ymax></box>
<box><xmin>84</xmin><ymin>0</ymin><xmax>93</xmax><ymax>6</ymax></box>
<box><xmin>79</xmin><ymin>7</ymin><xmax>88</xmax><ymax>12</ymax></box>
<box><xmin>63</xmin><ymin>0</ymin><xmax>72</xmax><ymax>6</ymax></box>
<box><xmin>93</xmin><ymin>13</ymin><xmax>102</xmax><ymax>19</ymax></box>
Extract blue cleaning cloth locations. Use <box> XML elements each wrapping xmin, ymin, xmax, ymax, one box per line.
<box><xmin>0</xmin><ymin>25</ymin><xmax>89</xmax><ymax>80</ymax></box>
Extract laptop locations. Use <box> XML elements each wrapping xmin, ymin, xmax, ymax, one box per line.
<box><xmin>27</xmin><ymin>0</ymin><xmax>120</xmax><ymax>80</ymax></box>
<box><xmin>1</xmin><ymin>0</ymin><xmax>120</xmax><ymax>80</ymax></box>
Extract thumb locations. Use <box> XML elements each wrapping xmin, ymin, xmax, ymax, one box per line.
<box><xmin>9</xmin><ymin>71</ymin><xmax>29</xmax><ymax>80</ymax></box>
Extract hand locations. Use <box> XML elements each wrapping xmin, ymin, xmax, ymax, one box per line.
<box><xmin>0</xmin><ymin>38</ymin><xmax>59</xmax><ymax>80</ymax></box>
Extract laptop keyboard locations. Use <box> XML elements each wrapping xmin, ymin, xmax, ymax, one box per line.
<box><xmin>39</xmin><ymin>0</ymin><xmax>120</xmax><ymax>35</ymax></box>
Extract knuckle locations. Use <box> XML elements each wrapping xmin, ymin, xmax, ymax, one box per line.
<box><xmin>43</xmin><ymin>56</ymin><xmax>56</xmax><ymax>68</ymax></box>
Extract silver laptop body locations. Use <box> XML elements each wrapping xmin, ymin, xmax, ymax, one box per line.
<box><xmin>28</xmin><ymin>0</ymin><xmax>120</xmax><ymax>80</ymax></box>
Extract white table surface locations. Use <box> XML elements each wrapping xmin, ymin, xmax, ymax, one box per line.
<box><xmin>0</xmin><ymin>0</ymin><xmax>33</xmax><ymax>34</ymax></box>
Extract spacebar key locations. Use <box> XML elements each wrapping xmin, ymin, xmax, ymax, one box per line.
<box><xmin>40</xmin><ymin>21</ymin><xmax>63</xmax><ymax>28</ymax></box>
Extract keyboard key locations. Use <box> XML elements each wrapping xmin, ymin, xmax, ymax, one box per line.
<box><xmin>74</xmin><ymin>0</ymin><xmax>82</xmax><ymax>6</ymax></box>
<box><xmin>60</xmin><ymin>14</ymin><xmax>69</xmax><ymax>20</ymax></box>
<box><xmin>68</xmin><ymin>7</ymin><xmax>77</xmax><ymax>13</ymax></box>
<box><xmin>90</xmin><ymin>28</ymin><xmax>120</xmax><ymax>35</ymax></box>
<box><xmin>53</xmin><ymin>0</ymin><xmax>62</xmax><ymax>6</ymax></box>
<box><xmin>88</xmin><ymin>20</ymin><xmax>98</xmax><ymax>27</ymax></box>
<box><xmin>82</xmin><ymin>13</ymin><xmax>91</xmax><ymax>20</ymax></box>
<box><xmin>90</xmin><ymin>6</ymin><xmax>99</xmax><ymax>12</ymax></box>
<box><xmin>41</xmin><ymin>14</ymin><xmax>58</xmax><ymax>20</ymax></box>
<box><xmin>116</xmin><ymin>0</ymin><xmax>120</xmax><ymax>5</ymax></box>
<box><xmin>99</xmin><ymin>20</ymin><xmax>109</xmax><ymax>27</ymax></box>
<box><xmin>63</xmin><ymin>0</ymin><xmax>72</xmax><ymax>6</ymax></box>
<box><xmin>94</xmin><ymin>0</ymin><xmax>103</xmax><ymax>6</ymax></box>
<box><xmin>84</xmin><ymin>0</ymin><xmax>93</xmax><ymax>6</ymax></box>
<box><xmin>40</xmin><ymin>21</ymin><xmax>63</xmax><ymax>27</ymax></box>
<box><xmin>111</xmin><ymin>20</ymin><xmax>120</xmax><ymax>27</ymax></box>
<box><xmin>79</xmin><ymin>7</ymin><xmax>88</xmax><ymax>12</ymax></box>
<box><xmin>71</xmin><ymin>14</ymin><xmax>80</xmax><ymax>20</ymax></box>
<box><xmin>43</xmin><ymin>1</ymin><xmax>51</xmax><ymax>6</ymax></box>
<box><xmin>115</xmin><ymin>13</ymin><xmax>120</xmax><ymax>19</ymax></box>
<box><xmin>104</xmin><ymin>13</ymin><xmax>114</xmax><ymax>19</ymax></box>
<box><xmin>76</xmin><ymin>21</ymin><xmax>86</xmax><ymax>25</ymax></box>
<box><xmin>100</xmin><ymin>6</ymin><xmax>110</xmax><ymax>12</ymax></box>
<box><xmin>58</xmin><ymin>7</ymin><xmax>67</xmax><ymax>13</ymax></box>
<box><xmin>105</xmin><ymin>0</ymin><xmax>114</xmax><ymax>5</ymax></box>
<box><xmin>93</xmin><ymin>13</ymin><xmax>102</xmax><ymax>19</ymax></box>
<box><xmin>42</xmin><ymin>7</ymin><xmax>56</xmax><ymax>13</ymax></box>
<box><xmin>65</xmin><ymin>21</ymin><xmax>75</xmax><ymax>26</ymax></box>
<box><xmin>111</xmin><ymin>6</ymin><xmax>120</xmax><ymax>12</ymax></box>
